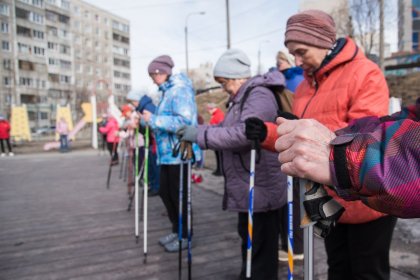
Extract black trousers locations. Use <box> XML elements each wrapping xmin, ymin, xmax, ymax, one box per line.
<box><xmin>325</xmin><ymin>215</ymin><xmax>397</xmax><ymax>280</ymax></box>
<box><xmin>159</xmin><ymin>164</ymin><xmax>191</xmax><ymax>238</ymax></box>
<box><xmin>0</xmin><ymin>139</ymin><xmax>12</xmax><ymax>153</ymax></box>
<box><xmin>238</xmin><ymin>209</ymin><xmax>281</xmax><ymax>280</ymax></box>
<box><xmin>106</xmin><ymin>142</ymin><xmax>118</xmax><ymax>161</ymax></box>
<box><xmin>279</xmin><ymin>178</ymin><xmax>303</xmax><ymax>254</ymax></box>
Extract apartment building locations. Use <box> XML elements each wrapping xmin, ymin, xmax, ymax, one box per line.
<box><xmin>0</xmin><ymin>0</ymin><xmax>131</xmax><ymax>129</ymax></box>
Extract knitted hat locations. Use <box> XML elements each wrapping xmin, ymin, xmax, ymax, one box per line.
<box><xmin>277</xmin><ymin>50</ymin><xmax>295</xmax><ymax>67</ymax></box>
<box><xmin>213</xmin><ymin>49</ymin><xmax>251</xmax><ymax>79</ymax></box>
<box><xmin>285</xmin><ymin>10</ymin><xmax>336</xmax><ymax>49</ymax></box>
<box><xmin>148</xmin><ymin>55</ymin><xmax>174</xmax><ymax>75</ymax></box>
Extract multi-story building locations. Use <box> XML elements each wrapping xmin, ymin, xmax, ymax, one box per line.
<box><xmin>398</xmin><ymin>0</ymin><xmax>420</xmax><ymax>52</ymax></box>
<box><xmin>0</xmin><ymin>0</ymin><xmax>131</xmax><ymax>129</ymax></box>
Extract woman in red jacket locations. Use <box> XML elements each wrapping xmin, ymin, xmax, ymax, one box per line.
<box><xmin>206</xmin><ymin>103</ymin><xmax>225</xmax><ymax>176</ymax></box>
<box><xmin>249</xmin><ymin>10</ymin><xmax>397</xmax><ymax>280</ymax></box>
<box><xmin>0</xmin><ymin>115</ymin><xmax>13</xmax><ymax>157</ymax></box>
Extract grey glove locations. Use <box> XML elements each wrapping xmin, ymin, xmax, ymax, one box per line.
<box><xmin>176</xmin><ymin>125</ymin><xmax>198</xmax><ymax>143</ymax></box>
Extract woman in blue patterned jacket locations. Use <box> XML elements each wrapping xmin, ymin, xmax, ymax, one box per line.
<box><xmin>140</xmin><ymin>55</ymin><xmax>201</xmax><ymax>252</ymax></box>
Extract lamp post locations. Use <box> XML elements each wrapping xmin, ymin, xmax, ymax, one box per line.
<box><xmin>185</xmin><ymin>11</ymin><xmax>205</xmax><ymax>76</ymax></box>
<box><xmin>258</xmin><ymin>40</ymin><xmax>270</xmax><ymax>75</ymax></box>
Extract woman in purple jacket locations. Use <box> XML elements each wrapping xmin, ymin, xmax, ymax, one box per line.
<box><xmin>177</xmin><ymin>49</ymin><xmax>287</xmax><ymax>280</ymax></box>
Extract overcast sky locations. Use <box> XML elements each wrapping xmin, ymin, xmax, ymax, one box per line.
<box><xmin>83</xmin><ymin>0</ymin><xmax>397</xmax><ymax>91</ymax></box>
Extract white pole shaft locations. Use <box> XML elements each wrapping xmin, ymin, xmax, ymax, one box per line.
<box><xmin>143</xmin><ymin>127</ymin><xmax>149</xmax><ymax>256</ymax></box>
<box><xmin>135</xmin><ymin>131</ymin><xmax>139</xmax><ymax>239</ymax></box>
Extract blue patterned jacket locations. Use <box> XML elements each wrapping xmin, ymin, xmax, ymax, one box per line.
<box><xmin>149</xmin><ymin>73</ymin><xmax>201</xmax><ymax>165</ymax></box>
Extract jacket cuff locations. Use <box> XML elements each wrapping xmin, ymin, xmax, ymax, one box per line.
<box><xmin>329</xmin><ymin>134</ymin><xmax>355</xmax><ymax>190</ymax></box>
<box><xmin>260</xmin><ymin>122</ymin><xmax>277</xmax><ymax>152</ymax></box>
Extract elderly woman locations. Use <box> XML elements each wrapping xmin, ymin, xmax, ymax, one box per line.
<box><xmin>178</xmin><ymin>49</ymin><xmax>287</xmax><ymax>280</ymax></box>
<box><xmin>247</xmin><ymin>9</ymin><xmax>396</xmax><ymax>280</ymax></box>
<box><xmin>136</xmin><ymin>55</ymin><xmax>201</xmax><ymax>253</ymax></box>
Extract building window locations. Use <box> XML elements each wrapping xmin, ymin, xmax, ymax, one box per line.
<box><xmin>19</xmin><ymin>77</ymin><xmax>33</xmax><ymax>86</ymax></box>
<box><xmin>30</xmin><ymin>12</ymin><xmax>44</xmax><ymax>24</ymax></box>
<box><xmin>61</xmin><ymin>0</ymin><xmax>69</xmax><ymax>10</ymax></box>
<box><xmin>2</xmin><ymin>41</ymin><xmax>10</xmax><ymax>51</ymax></box>
<box><xmin>1</xmin><ymin>22</ymin><xmax>9</xmax><ymax>33</ymax></box>
<box><xmin>0</xmin><ymin>3</ymin><xmax>10</xmax><ymax>16</ymax></box>
<box><xmin>32</xmin><ymin>0</ymin><xmax>44</xmax><ymax>8</ymax></box>
<box><xmin>34</xmin><ymin>46</ymin><xmax>45</xmax><ymax>56</ymax></box>
<box><xmin>3</xmin><ymin>76</ymin><xmax>11</xmax><ymax>86</ymax></box>
<box><xmin>3</xmin><ymin>59</ymin><xmax>11</xmax><ymax>69</ymax></box>
<box><xmin>18</xmin><ymin>43</ymin><xmax>31</xmax><ymax>53</ymax></box>
<box><xmin>33</xmin><ymin>30</ymin><xmax>44</xmax><ymax>39</ymax></box>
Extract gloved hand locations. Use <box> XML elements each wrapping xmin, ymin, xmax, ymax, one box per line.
<box><xmin>176</xmin><ymin>125</ymin><xmax>198</xmax><ymax>142</ymax></box>
<box><xmin>245</xmin><ymin>117</ymin><xmax>267</xmax><ymax>142</ymax></box>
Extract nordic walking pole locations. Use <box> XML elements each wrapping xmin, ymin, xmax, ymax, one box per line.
<box><xmin>178</xmin><ymin>142</ymin><xmax>185</xmax><ymax>280</ymax></box>
<box><xmin>185</xmin><ymin>143</ymin><xmax>193</xmax><ymax>280</ymax></box>
<box><xmin>128</xmin><ymin>159</ymin><xmax>144</xmax><ymax>212</ymax></box>
<box><xmin>246</xmin><ymin>140</ymin><xmax>257</xmax><ymax>279</ymax></box>
<box><xmin>300</xmin><ymin>179</ymin><xmax>315</xmax><ymax>280</ymax></box>
<box><xmin>106</xmin><ymin>141</ymin><xmax>117</xmax><ymax>189</ymax></box>
<box><xmin>143</xmin><ymin>125</ymin><xmax>150</xmax><ymax>263</ymax></box>
<box><xmin>287</xmin><ymin>176</ymin><xmax>294</xmax><ymax>280</ymax></box>
<box><xmin>135</xmin><ymin>127</ymin><xmax>140</xmax><ymax>243</ymax></box>
<box><xmin>119</xmin><ymin>139</ymin><xmax>126</xmax><ymax>179</ymax></box>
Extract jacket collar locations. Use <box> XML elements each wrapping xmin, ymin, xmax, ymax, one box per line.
<box><xmin>304</xmin><ymin>37</ymin><xmax>359</xmax><ymax>86</ymax></box>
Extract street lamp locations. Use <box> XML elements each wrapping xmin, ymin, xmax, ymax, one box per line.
<box><xmin>185</xmin><ymin>11</ymin><xmax>206</xmax><ymax>76</ymax></box>
<box><xmin>258</xmin><ymin>40</ymin><xmax>270</xmax><ymax>75</ymax></box>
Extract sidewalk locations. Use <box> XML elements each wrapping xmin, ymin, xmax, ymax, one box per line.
<box><xmin>0</xmin><ymin>150</ymin><xmax>418</xmax><ymax>279</ymax></box>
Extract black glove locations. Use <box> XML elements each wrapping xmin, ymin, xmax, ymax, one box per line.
<box><xmin>245</xmin><ymin>117</ymin><xmax>267</xmax><ymax>142</ymax></box>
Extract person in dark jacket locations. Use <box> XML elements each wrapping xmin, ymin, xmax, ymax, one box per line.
<box><xmin>177</xmin><ymin>49</ymin><xmax>287</xmax><ymax>280</ymax></box>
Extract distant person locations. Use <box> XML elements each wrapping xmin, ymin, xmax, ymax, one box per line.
<box><xmin>56</xmin><ymin>117</ymin><xmax>69</xmax><ymax>153</ymax></box>
<box><xmin>206</xmin><ymin>103</ymin><xmax>224</xmax><ymax>176</ymax></box>
<box><xmin>98</xmin><ymin>114</ymin><xmax>108</xmax><ymax>154</ymax></box>
<box><xmin>99</xmin><ymin>115</ymin><xmax>120</xmax><ymax>165</ymax></box>
<box><xmin>275</xmin><ymin>50</ymin><xmax>304</xmax><ymax>93</ymax></box>
<box><xmin>0</xmin><ymin>115</ymin><xmax>13</xmax><ymax>157</ymax></box>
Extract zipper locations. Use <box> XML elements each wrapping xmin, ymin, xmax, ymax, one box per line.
<box><xmin>301</xmin><ymin>74</ymin><xmax>319</xmax><ymax>118</ymax></box>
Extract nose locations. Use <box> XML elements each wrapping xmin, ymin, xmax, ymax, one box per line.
<box><xmin>295</xmin><ymin>56</ymin><xmax>303</xmax><ymax>67</ymax></box>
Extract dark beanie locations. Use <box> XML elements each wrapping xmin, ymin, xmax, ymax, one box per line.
<box><xmin>148</xmin><ymin>55</ymin><xmax>174</xmax><ymax>75</ymax></box>
<box><xmin>284</xmin><ymin>10</ymin><xmax>336</xmax><ymax>49</ymax></box>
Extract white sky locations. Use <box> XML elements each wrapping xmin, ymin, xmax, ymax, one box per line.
<box><xmin>83</xmin><ymin>0</ymin><xmax>398</xmax><ymax>91</ymax></box>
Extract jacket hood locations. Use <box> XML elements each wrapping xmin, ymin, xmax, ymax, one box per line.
<box><xmin>159</xmin><ymin>73</ymin><xmax>193</xmax><ymax>93</ymax></box>
<box><xmin>245</xmin><ymin>70</ymin><xmax>286</xmax><ymax>89</ymax></box>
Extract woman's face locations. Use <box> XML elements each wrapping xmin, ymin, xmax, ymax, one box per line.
<box><xmin>277</xmin><ymin>58</ymin><xmax>291</xmax><ymax>71</ymax></box>
<box><xmin>215</xmin><ymin>77</ymin><xmax>245</xmax><ymax>96</ymax></box>
<box><xmin>286</xmin><ymin>42</ymin><xmax>329</xmax><ymax>74</ymax></box>
<box><xmin>150</xmin><ymin>73</ymin><xmax>168</xmax><ymax>86</ymax></box>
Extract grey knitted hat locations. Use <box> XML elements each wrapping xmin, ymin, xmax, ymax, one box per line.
<box><xmin>213</xmin><ymin>49</ymin><xmax>251</xmax><ymax>79</ymax></box>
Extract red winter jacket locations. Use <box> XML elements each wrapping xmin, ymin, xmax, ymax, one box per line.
<box><xmin>264</xmin><ymin>38</ymin><xmax>389</xmax><ymax>224</ymax></box>
<box><xmin>209</xmin><ymin>108</ymin><xmax>225</xmax><ymax>125</ymax></box>
<box><xmin>0</xmin><ymin>120</ymin><xmax>11</xmax><ymax>139</ymax></box>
